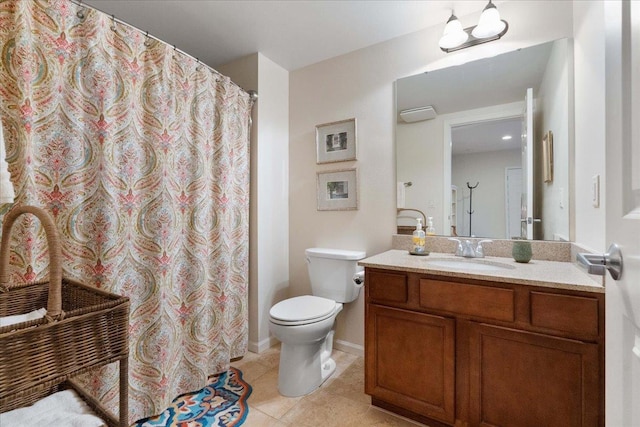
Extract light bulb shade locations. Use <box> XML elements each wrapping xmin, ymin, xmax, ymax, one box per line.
<box><xmin>439</xmin><ymin>15</ymin><xmax>468</xmax><ymax>49</ymax></box>
<box><xmin>472</xmin><ymin>3</ymin><xmax>506</xmax><ymax>39</ymax></box>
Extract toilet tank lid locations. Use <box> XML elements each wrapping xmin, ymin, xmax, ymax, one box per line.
<box><xmin>305</xmin><ymin>248</ymin><xmax>366</xmax><ymax>260</ymax></box>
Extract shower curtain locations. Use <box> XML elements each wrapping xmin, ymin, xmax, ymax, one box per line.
<box><xmin>0</xmin><ymin>0</ymin><xmax>251</xmax><ymax>422</ymax></box>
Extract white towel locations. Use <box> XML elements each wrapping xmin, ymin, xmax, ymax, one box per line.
<box><xmin>397</xmin><ymin>182</ymin><xmax>405</xmax><ymax>209</ymax></box>
<box><xmin>0</xmin><ymin>120</ymin><xmax>16</xmax><ymax>204</ymax></box>
<box><xmin>0</xmin><ymin>389</ymin><xmax>106</xmax><ymax>427</ymax></box>
<box><xmin>0</xmin><ymin>308</ymin><xmax>47</xmax><ymax>328</ymax></box>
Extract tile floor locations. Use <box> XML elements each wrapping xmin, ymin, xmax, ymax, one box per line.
<box><xmin>231</xmin><ymin>345</ymin><xmax>428</xmax><ymax>426</ymax></box>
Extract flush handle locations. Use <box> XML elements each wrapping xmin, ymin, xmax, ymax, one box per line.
<box><xmin>353</xmin><ymin>271</ymin><xmax>365</xmax><ymax>288</ymax></box>
<box><xmin>577</xmin><ymin>243</ymin><xmax>623</xmax><ymax>280</ymax></box>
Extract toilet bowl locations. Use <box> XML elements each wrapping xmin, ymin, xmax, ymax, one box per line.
<box><xmin>268</xmin><ymin>248</ymin><xmax>366</xmax><ymax>397</ymax></box>
<box><xmin>269</xmin><ymin>295</ymin><xmax>343</xmax><ymax>396</ymax></box>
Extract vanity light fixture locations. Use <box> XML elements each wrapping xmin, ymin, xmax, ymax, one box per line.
<box><xmin>438</xmin><ymin>13</ymin><xmax>468</xmax><ymax>51</ymax></box>
<box><xmin>438</xmin><ymin>1</ymin><xmax>508</xmax><ymax>53</ymax></box>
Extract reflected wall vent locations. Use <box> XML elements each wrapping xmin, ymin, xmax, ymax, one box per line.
<box><xmin>400</xmin><ymin>106</ymin><xmax>437</xmax><ymax>123</ymax></box>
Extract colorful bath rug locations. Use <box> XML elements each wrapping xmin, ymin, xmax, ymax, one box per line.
<box><xmin>133</xmin><ymin>367</ymin><xmax>252</xmax><ymax>426</ymax></box>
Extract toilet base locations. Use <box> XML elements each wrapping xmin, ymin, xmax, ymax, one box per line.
<box><xmin>277</xmin><ymin>331</ymin><xmax>337</xmax><ymax>397</ymax></box>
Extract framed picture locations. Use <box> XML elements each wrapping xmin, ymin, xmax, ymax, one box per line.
<box><xmin>543</xmin><ymin>130</ymin><xmax>554</xmax><ymax>183</ymax></box>
<box><xmin>317</xmin><ymin>168</ymin><xmax>358</xmax><ymax>211</ymax></box>
<box><xmin>315</xmin><ymin>118</ymin><xmax>357</xmax><ymax>164</ymax></box>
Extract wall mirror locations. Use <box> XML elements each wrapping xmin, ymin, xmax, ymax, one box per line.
<box><xmin>396</xmin><ymin>38</ymin><xmax>573</xmax><ymax>241</ymax></box>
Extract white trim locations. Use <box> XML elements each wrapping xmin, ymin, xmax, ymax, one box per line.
<box><xmin>524</xmin><ymin>88</ymin><xmax>535</xmax><ymax>239</ymax></box>
<box><xmin>505</xmin><ymin>166</ymin><xmax>522</xmax><ymax>239</ymax></box>
<box><xmin>248</xmin><ymin>336</ymin><xmax>279</xmax><ymax>354</ymax></box>
<box><xmin>250</xmin><ymin>337</ymin><xmax>363</xmax><ymax>356</ymax></box>
<box><xmin>334</xmin><ymin>339</ymin><xmax>364</xmax><ymax>357</ymax></box>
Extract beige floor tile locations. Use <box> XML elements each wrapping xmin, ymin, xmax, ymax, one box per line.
<box><xmin>248</xmin><ymin>367</ymin><xmax>302</xmax><ymax>419</ymax></box>
<box><xmin>244</xmin><ymin>406</ymin><xmax>291</xmax><ymax>426</ymax></box>
<box><xmin>322</xmin><ymin>357</ymin><xmax>370</xmax><ymax>405</ymax></box>
<box><xmin>256</xmin><ymin>344</ymin><xmax>282</xmax><ymax>369</ymax></box>
<box><xmin>233</xmin><ymin>350</ymin><xmax>261</xmax><ymax>364</ymax></box>
<box><xmin>232</xmin><ymin>357</ymin><xmax>272</xmax><ymax>382</ymax></box>
<box><xmin>242</xmin><ymin>345</ymin><xmax>430</xmax><ymax>427</ymax></box>
<box><xmin>346</xmin><ymin>406</ymin><xmax>429</xmax><ymax>426</ymax></box>
<box><xmin>279</xmin><ymin>388</ymin><xmax>371</xmax><ymax>427</ymax></box>
<box><xmin>317</xmin><ymin>349</ymin><xmax>358</xmax><ymax>391</ymax></box>
<box><xmin>332</xmin><ymin>349</ymin><xmax>359</xmax><ymax>376</ymax></box>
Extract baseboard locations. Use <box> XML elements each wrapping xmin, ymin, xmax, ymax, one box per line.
<box><xmin>249</xmin><ymin>337</ymin><xmax>362</xmax><ymax>356</ymax></box>
<box><xmin>334</xmin><ymin>339</ymin><xmax>364</xmax><ymax>357</ymax></box>
<box><xmin>248</xmin><ymin>336</ymin><xmax>279</xmax><ymax>354</ymax></box>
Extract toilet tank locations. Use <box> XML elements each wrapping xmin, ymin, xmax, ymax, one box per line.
<box><xmin>305</xmin><ymin>248</ymin><xmax>366</xmax><ymax>303</ymax></box>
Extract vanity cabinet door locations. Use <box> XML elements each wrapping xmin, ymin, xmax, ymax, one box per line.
<box><xmin>365</xmin><ymin>304</ymin><xmax>455</xmax><ymax>424</ymax></box>
<box><xmin>468</xmin><ymin>323</ymin><xmax>600</xmax><ymax>427</ymax></box>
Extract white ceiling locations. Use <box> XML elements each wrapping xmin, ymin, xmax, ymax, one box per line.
<box><xmin>452</xmin><ymin>117</ymin><xmax>522</xmax><ymax>155</ymax></box>
<box><xmin>84</xmin><ymin>1</ymin><xmax>493</xmax><ymax>71</ymax></box>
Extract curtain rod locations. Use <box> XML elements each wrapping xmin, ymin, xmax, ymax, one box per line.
<box><xmin>68</xmin><ymin>0</ymin><xmax>257</xmax><ymax>102</ymax></box>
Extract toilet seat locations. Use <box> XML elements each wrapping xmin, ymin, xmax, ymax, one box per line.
<box><xmin>269</xmin><ymin>295</ymin><xmax>338</xmax><ymax>326</ymax></box>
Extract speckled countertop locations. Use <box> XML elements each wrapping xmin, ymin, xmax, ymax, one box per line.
<box><xmin>359</xmin><ymin>249</ymin><xmax>604</xmax><ymax>293</ymax></box>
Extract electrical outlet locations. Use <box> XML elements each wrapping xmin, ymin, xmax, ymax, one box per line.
<box><xmin>592</xmin><ymin>175</ymin><xmax>600</xmax><ymax>208</ymax></box>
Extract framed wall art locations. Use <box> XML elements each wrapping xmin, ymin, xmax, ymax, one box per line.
<box><xmin>543</xmin><ymin>130</ymin><xmax>554</xmax><ymax>183</ymax></box>
<box><xmin>316</xmin><ymin>168</ymin><xmax>358</xmax><ymax>211</ymax></box>
<box><xmin>315</xmin><ymin>118</ymin><xmax>357</xmax><ymax>164</ymax></box>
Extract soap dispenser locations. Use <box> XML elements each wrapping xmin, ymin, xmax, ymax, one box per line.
<box><xmin>412</xmin><ymin>218</ymin><xmax>426</xmax><ymax>254</ymax></box>
<box><xmin>426</xmin><ymin>217</ymin><xmax>436</xmax><ymax>236</ymax></box>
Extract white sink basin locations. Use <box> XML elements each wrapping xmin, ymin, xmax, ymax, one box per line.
<box><xmin>425</xmin><ymin>258</ymin><xmax>516</xmax><ymax>272</ymax></box>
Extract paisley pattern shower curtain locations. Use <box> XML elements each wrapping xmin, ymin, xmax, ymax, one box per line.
<box><xmin>0</xmin><ymin>0</ymin><xmax>251</xmax><ymax>421</ymax></box>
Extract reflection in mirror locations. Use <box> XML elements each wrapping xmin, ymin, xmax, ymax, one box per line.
<box><xmin>452</xmin><ymin>117</ymin><xmax>522</xmax><ymax>238</ymax></box>
<box><xmin>396</xmin><ymin>38</ymin><xmax>573</xmax><ymax>241</ymax></box>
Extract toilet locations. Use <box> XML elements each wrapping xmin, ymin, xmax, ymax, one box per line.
<box><xmin>268</xmin><ymin>247</ymin><xmax>366</xmax><ymax>397</ymax></box>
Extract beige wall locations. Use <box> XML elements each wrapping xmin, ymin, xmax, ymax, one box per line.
<box><xmin>537</xmin><ymin>38</ymin><xmax>572</xmax><ymax>241</ymax></box>
<box><xmin>219</xmin><ymin>53</ymin><xmax>290</xmax><ymax>352</ymax></box>
<box><xmin>452</xmin><ymin>149</ymin><xmax>522</xmax><ymax>239</ymax></box>
<box><xmin>573</xmin><ymin>1</ymin><xmax>606</xmax><ymax>252</ymax></box>
<box><xmin>289</xmin><ymin>1</ymin><xmax>576</xmax><ymax>353</ymax></box>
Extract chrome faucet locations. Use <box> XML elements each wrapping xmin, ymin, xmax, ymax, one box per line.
<box><xmin>448</xmin><ymin>238</ymin><xmax>493</xmax><ymax>258</ymax></box>
<box><xmin>462</xmin><ymin>240</ymin><xmax>476</xmax><ymax>257</ymax></box>
<box><xmin>448</xmin><ymin>238</ymin><xmax>464</xmax><ymax>256</ymax></box>
<box><xmin>474</xmin><ymin>239</ymin><xmax>493</xmax><ymax>258</ymax></box>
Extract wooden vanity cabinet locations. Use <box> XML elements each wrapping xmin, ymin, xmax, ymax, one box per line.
<box><xmin>364</xmin><ymin>268</ymin><xmax>604</xmax><ymax>427</ymax></box>
<box><xmin>467</xmin><ymin>322</ymin><xmax>600</xmax><ymax>427</ymax></box>
<box><xmin>365</xmin><ymin>269</ymin><xmax>456</xmax><ymax>426</ymax></box>
<box><xmin>367</xmin><ymin>304</ymin><xmax>455</xmax><ymax>424</ymax></box>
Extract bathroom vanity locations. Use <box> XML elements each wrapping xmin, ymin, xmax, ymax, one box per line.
<box><xmin>360</xmin><ymin>249</ymin><xmax>604</xmax><ymax>427</ymax></box>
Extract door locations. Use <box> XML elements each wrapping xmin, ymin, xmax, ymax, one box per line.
<box><xmin>605</xmin><ymin>1</ymin><xmax>640</xmax><ymax>425</ymax></box>
<box><xmin>506</xmin><ymin>167</ymin><xmax>522</xmax><ymax>239</ymax></box>
<box><xmin>365</xmin><ymin>304</ymin><xmax>455</xmax><ymax>424</ymax></box>
<box><xmin>468</xmin><ymin>323</ymin><xmax>599</xmax><ymax>427</ymax></box>
<box><xmin>520</xmin><ymin>88</ymin><xmax>534</xmax><ymax>239</ymax></box>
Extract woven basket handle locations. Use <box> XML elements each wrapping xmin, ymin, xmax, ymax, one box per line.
<box><xmin>0</xmin><ymin>205</ymin><xmax>63</xmax><ymax>319</ymax></box>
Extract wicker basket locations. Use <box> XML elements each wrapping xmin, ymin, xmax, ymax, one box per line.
<box><xmin>0</xmin><ymin>205</ymin><xmax>130</xmax><ymax>426</ymax></box>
